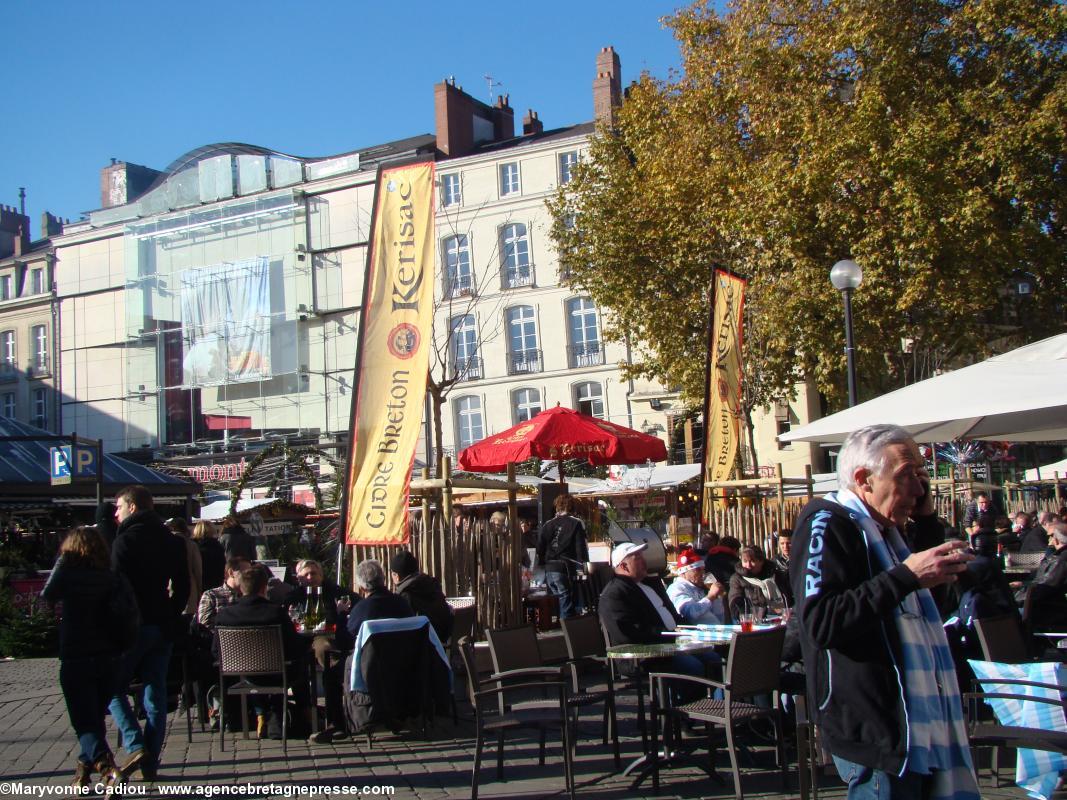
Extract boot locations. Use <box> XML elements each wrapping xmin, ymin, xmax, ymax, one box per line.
<box><xmin>72</xmin><ymin>761</ymin><xmax>91</xmax><ymax>789</ymax></box>
<box><xmin>94</xmin><ymin>752</ymin><xmax>123</xmax><ymax>787</ymax></box>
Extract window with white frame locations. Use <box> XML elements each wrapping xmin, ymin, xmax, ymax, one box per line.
<box><xmin>31</xmin><ymin>325</ymin><xmax>47</xmax><ymax>370</ymax></box>
<box><xmin>454</xmin><ymin>395</ymin><xmax>484</xmax><ymax>450</ymax></box>
<box><xmin>30</xmin><ymin>268</ymin><xmax>44</xmax><ymax>295</ymax></box>
<box><xmin>443</xmin><ymin>235</ymin><xmax>474</xmax><ymax>298</ymax></box>
<box><xmin>32</xmin><ymin>388</ymin><xmax>47</xmax><ymax>428</ymax></box>
<box><xmin>2</xmin><ymin>392</ymin><xmax>13</xmax><ymax>418</ymax></box>
<box><xmin>441</xmin><ymin>173</ymin><xmax>462</xmax><ymax>207</ymax></box>
<box><xmin>450</xmin><ymin>314</ymin><xmax>481</xmax><ymax>380</ymax></box>
<box><xmin>559</xmin><ymin>151</ymin><xmax>579</xmax><ymax>184</ymax></box>
<box><xmin>512</xmin><ymin>388</ymin><xmax>543</xmax><ymax>423</ymax></box>
<box><xmin>501</xmin><ymin>223</ymin><xmax>531</xmax><ymax>288</ymax></box>
<box><xmin>0</xmin><ymin>275</ymin><xmax>10</xmax><ymax>301</ymax></box>
<box><xmin>574</xmin><ymin>381</ymin><xmax>604</xmax><ymax>418</ymax></box>
<box><xmin>506</xmin><ymin>305</ymin><xmax>541</xmax><ymax>374</ymax></box>
<box><xmin>566</xmin><ymin>297</ymin><xmax>602</xmax><ymax>367</ymax></box>
<box><xmin>499</xmin><ymin>162</ymin><xmax>520</xmax><ymax>196</ymax></box>
<box><xmin>1</xmin><ymin>330</ymin><xmax>14</xmax><ymax>374</ymax></box>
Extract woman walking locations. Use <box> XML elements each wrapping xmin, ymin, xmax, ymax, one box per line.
<box><xmin>42</xmin><ymin>526</ymin><xmax>132</xmax><ymax>787</ymax></box>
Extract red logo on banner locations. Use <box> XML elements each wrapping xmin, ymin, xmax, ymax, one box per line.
<box><xmin>387</xmin><ymin>324</ymin><xmax>420</xmax><ymax>359</ymax></box>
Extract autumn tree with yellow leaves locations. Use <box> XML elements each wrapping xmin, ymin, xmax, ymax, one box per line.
<box><xmin>550</xmin><ymin>0</ymin><xmax>1066</xmax><ymax>415</ymax></box>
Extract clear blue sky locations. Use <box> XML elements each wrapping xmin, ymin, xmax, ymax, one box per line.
<box><xmin>2</xmin><ymin>0</ymin><xmax>691</xmax><ymax>237</ymax></box>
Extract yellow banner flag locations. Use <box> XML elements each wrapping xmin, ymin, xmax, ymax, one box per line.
<box><xmin>343</xmin><ymin>161</ymin><xmax>435</xmax><ymax>545</ymax></box>
<box><xmin>701</xmin><ymin>269</ymin><xmax>747</xmax><ymax>523</ymax></box>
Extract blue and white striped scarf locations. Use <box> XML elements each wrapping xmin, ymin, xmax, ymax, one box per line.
<box><xmin>829</xmin><ymin>490</ymin><xmax>979</xmax><ymax>798</ymax></box>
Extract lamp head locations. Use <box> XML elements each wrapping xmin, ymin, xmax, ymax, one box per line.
<box><xmin>830</xmin><ymin>259</ymin><xmax>863</xmax><ymax>291</ymax></box>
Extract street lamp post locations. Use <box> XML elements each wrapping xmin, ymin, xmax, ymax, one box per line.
<box><xmin>830</xmin><ymin>259</ymin><xmax>863</xmax><ymax>407</ymax></box>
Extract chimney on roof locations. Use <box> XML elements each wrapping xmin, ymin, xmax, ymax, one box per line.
<box><xmin>41</xmin><ymin>211</ymin><xmax>64</xmax><ymax>238</ymax></box>
<box><xmin>522</xmin><ymin>109</ymin><xmax>543</xmax><ymax>136</ymax></box>
<box><xmin>0</xmin><ymin>203</ymin><xmax>30</xmax><ymax>258</ymax></box>
<box><xmin>492</xmin><ymin>94</ymin><xmax>515</xmax><ymax>141</ymax></box>
<box><xmin>593</xmin><ymin>46</ymin><xmax>622</xmax><ymax>126</ymax></box>
<box><xmin>434</xmin><ymin>79</ymin><xmax>516</xmax><ymax>158</ymax></box>
<box><xmin>100</xmin><ymin>160</ymin><xmax>163</xmax><ymax>209</ymax></box>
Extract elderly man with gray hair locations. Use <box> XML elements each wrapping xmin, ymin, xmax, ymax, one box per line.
<box><xmin>345</xmin><ymin>559</ymin><xmax>413</xmax><ymax>642</ymax></box>
<box><xmin>1025</xmin><ymin>520</ymin><xmax>1067</xmax><ymax>631</ymax></box>
<box><xmin>790</xmin><ymin>424</ymin><xmax>979</xmax><ymax>800</ymax></box>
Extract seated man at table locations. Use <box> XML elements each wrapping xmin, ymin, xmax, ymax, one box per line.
<box><xmin>346</xmin><ymin>559</ymin><xmax>414</xmax><ymax>640</ymax></box>
<box><xmin>599</xmin><ymin>542</ymin><xmax>719</xmax><ymax>680</ymax></box>
<box><xmin>214</xmin><ymin>567</ymin><xmax>310</xmax><ymax>739</ymax></box>
<box><xmin>1022</xmin><ymin>521</ymin><xmax>1067</xmax><ymax>631</ymax></box>
<box><xmin>666</xmin><ymin>546</ymin><xmax>726</xmax><ymax>625</ymax></box>
<box><xmin>286</xmin><ymin>559</ymin><xmax>354</xmax><ymax>743</ymax></box>
<box><xmin>389</xmin><ymin>551</ymin><xmax>453</xmax><ymax>644</ymax></box>
<box><xmin>197</xmin><ymin>557</ymin><xmax>250</xmax><ymax>630</ymax></box>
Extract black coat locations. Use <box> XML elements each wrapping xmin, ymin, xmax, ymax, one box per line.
<box><xmin>346</xmin><ymin>588</ymin><xmax>413</xmax><ymax>641</ymax></box>
<box><xmin>213</xmin><ymin>595</ymin><xmax>309</xmax><ymax>662</ymax></box>
<box><xmin>198</xmin><ymin>538</ymin><xmax>227</xmax><ymax>591</ymax></box>
<box><xmin>220</xmin><ymin>527</ymin><xmax>256</xmax><ymax>561</ymax></box>
<box><xmin>536</xmin><ymin>514</ymin><xmax>588</xmax><ymax>573</ymax></box>
<box><xmin>598</xmin><ymin>574</ymin><xmax>681</xmax><ymax>645</ymax></box>
<box><xmin>112</xmin><ymin>509</ymin><xmax>189</xmax><ymax>636</ymax></box>
<box><xmin>1029</xmin><ymin>547</ymin><xmax>1067</xmax><ymax>631</ymax></box>
<box><xmin>42</xmin><ymin>559</ymin><xmax>127</xmax><ymax>660</ymax></box>
<box><xmin>396</xmin><ymin>572</ymin><xmax>453</xmax><ymax>643</ymax></box>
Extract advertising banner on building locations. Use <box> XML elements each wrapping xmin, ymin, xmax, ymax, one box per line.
<box><xmin>343</xmin><ymin>161</ymin><xmax>435</xmax><ymax>545</ymax></box>
<box><xmin>180</xmin><ymin>256</ymin><xmax>271</xmax><ymax>386</ymax></box>
<box><xmin>700</xmin><ymin>269</ymin><xmax>747</xmax><ymax>523</ymax></box>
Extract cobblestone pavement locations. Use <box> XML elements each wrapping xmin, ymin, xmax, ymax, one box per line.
<box><xmin>0</xmin><ymin>658</ymin><xmax>1028</xmax><ymax>799</ymax></box>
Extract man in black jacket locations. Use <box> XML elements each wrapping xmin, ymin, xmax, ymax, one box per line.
<box><xmin>108</xmin><ymin>485</ymin><xmax>190</xmax><ymax>782</ymax></box>
<box><xmin>390</xmin><ymin>551</ymin><xmax>453</xmax><ymax>643</ymax></box>
<box><xmin>215</xmin><ymin>567</ymin><xmax>310</xmax><ymax>739</ymax></box>
<box><xmin>791</xmin><ymin>425</ymin><xmax>978</xmax><ymax>799</ymax></box>
<box><xmin>599</xmin><ymin>542</ymin><xmax>717</xmax><ymax>679</ymax></box>
<box><xmin>1025</xmin><ymin>521</ymin><xmax>1067</xmax><ymax>631</ymax></box>
<box><xmin>536</xmin><ymin>493</ymin><xmax>588</xmax><ymax>619</ymax></box>
<box><xmin>347</xmin><ymin>559</ymin><xmax>414</xmax><ymax>639</ymax></box>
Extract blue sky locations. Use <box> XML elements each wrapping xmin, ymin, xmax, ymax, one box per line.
<box><xmin>2</xmin><ymin>0</ymin><xmax>690</xmax><ymax>237</ymax></box>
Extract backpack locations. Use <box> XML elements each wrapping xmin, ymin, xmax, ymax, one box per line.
<box><xmin>109</xmin><ymin>572</ymin><xmax>142</xmax><ymax>652</ymax></box>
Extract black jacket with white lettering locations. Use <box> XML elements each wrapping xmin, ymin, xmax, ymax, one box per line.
<box><xmin>789</xmin><ymin>498</ymin><xmax>941</xmax><ymax>774</ymax></box>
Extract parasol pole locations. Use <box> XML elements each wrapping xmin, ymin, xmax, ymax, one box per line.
<box><xmin>558</xmin><ymin>458</ymin><xmax>566</xmax><ymax>486</ymax></box>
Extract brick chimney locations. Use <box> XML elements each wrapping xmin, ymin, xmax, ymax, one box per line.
<box><xmin>593</xmin><ymin>46</ymin><xmax>622</xmax><ymax>126</ymax></box>
<box><xmin>100</xmin><ymin>159</ymin><xmax>163</xmax><ymax>208</ymax></box>
<box><xmin>522</xmin><ymin>109</ymin><xmax>544</xmax><ymax>136</ymax></box>
<box><xmin>0</xmin><ymin>204</ymin><xmax>30</xmax><ymax>258</ymax></box>
<box><xmin>492</xmin><ymin>94</ymin><xmax>515</xmax><ymax>141</ymax></box>
<box><xmin>435</xmin><ymin>78</ymin><xmax>517</xmax><ymax>158</ymax></box>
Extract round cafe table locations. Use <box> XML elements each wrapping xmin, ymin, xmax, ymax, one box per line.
<box><xmin>606</xmin><ymin>639</ymin><xmax>722</xmax><ymax>788</ymax></box>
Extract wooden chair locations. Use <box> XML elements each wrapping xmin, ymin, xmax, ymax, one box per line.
<box><xmin>649</xmin><ymin>625</ymin><xmax>787</xmax><ymax>799</ymax></box>
<box><xmin>458</xmin><ymin>639</ymin><xmax>574</xmax><ymax>800</ymax></box>
<box><xmin>216</xmin><ymin>625</ymin><xmax>289</xmax><ymax>755</ymax></box>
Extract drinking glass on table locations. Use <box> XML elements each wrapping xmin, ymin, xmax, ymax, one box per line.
<box><xmin>738</xmin><ymin>599</ymin><xmax>755</xmax><ymax>632</ymax></box>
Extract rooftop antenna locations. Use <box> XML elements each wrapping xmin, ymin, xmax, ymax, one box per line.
<box><xmin>483</xmin><ymin>74</ymin><xmax>503</xmax><ymax>102</ymax></box>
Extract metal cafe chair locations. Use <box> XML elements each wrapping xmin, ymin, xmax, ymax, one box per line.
<box><xmin>458</xmin><ymin>638</ymin><xmax>574</xmax><ymax>800</ymax></box>
<box><xmin>649</xmin><ymin>625</ymin><xmax>787</xmax><ymax>799</ymax></box>
<box><xmin>560</xmin><ymin>613</ymin><xmax>622</xmax><ymax>767</ymax></box>
<box><xmin>216</xmin><ymin>625</ymin><xmax>289</xmax><ymax>756</ymax></box>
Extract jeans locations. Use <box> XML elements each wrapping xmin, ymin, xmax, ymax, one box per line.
<box><xmin>109</xmin><ymin>625</ymin><xmax>172</xmax><ymax>770</ymax></box>
<box><xmin>60</xmin><ymin>654</ymin><xmax>117</xmax><ymax>765</ymax></box>
<box><xmin>546</xmin><ymin>570</ymin><xmax>578</xmax><ymax>619</ymax></box>
<box><xmin>832</xmin><ymin>756</ymin><xmax>930</xmax><ymax>800</ymax></box>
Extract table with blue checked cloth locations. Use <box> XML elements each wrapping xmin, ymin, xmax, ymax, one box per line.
<box><xmin>969</xmin><ymin>659</ymin><xmax>1067</xmax><ymax>800</ymax></box>
<box><xmin>667</xmin><ymin>623</ymin><xmax>780</xmax><ymax>645</ymax></box>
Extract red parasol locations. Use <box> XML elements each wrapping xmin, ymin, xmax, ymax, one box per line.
<box><xmin>457</xmin><ymin>405</ymin><xmax>668</xmax><ymax>483</ymax></box>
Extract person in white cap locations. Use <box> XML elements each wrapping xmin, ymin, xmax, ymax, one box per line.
<box><xmin>598</xmin><ymin>542</ymin><xmax>678</xmax><ymax>645</ymax></box>
<box><xmin>666</xmin><ymin>545</ymin><xmax>727</xmax><ymax>625</ymax></box>
<box><xmin>599</xmin><ymin>541</ymin><xmax>719</xmax><ymax>678</ymax></box>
